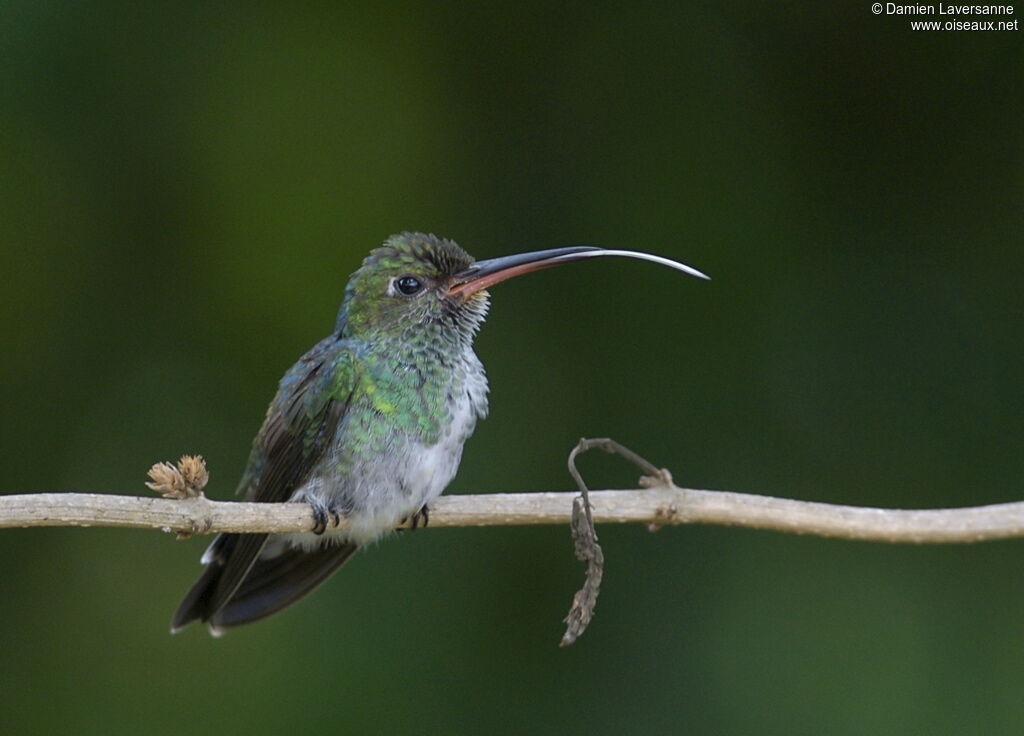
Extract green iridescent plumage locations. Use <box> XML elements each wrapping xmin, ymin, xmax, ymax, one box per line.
<box><xmin>173</xmin><ymin>233</ymin><xmax>489</xmax><ymax>633</ymax></box>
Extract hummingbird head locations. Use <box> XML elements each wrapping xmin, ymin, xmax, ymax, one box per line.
<box><xmin>338</xmin><ymin>231</ymin><xmax>709</xmax><ymax>342</ymax></box>
<box><xmin>337</xmin><ymin>232</ymin><xmax>486</xmax><ymax>342</ymax></box>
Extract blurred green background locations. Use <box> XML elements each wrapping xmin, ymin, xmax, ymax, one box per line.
<box><xmin>2</xmin><ymin>2</ymin><xmax>1022</xmax><ymax>734</ymax></box>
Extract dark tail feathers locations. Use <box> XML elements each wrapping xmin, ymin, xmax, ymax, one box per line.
<box><xmin>171</xmin><ymin>533</ymin><xmax>358</xmax><ymax>635</ymax></box>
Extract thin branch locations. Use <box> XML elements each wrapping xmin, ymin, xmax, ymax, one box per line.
<box><xmin>3</xmin><ymin>487</ymin><xmax>1024</xmax><ymax>543</ymax></box>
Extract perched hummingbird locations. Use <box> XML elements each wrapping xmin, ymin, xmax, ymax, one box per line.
<box><xmin>171</xmin><ymin>232</ymin><xmax>707</xmax><ymax>634</ymax></box>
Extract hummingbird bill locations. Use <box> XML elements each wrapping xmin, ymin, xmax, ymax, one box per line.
<box><xmin>172</xmin><ymin>233</ymin><xmax>707</xmax><ymax>634</ymax></box>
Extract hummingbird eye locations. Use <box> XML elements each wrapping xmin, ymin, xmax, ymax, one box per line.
<box><xmin>393</xmin><ymin>275</ymin><xmax>424</xmax><ymax>296</ymax></box>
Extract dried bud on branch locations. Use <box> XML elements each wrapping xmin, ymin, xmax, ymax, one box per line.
<box><xmin>146</xmin><ymin>455</ymin><xmax>209</xmax><ymax>499</ymax></box>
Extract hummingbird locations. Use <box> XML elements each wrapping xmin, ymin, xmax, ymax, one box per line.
<box><xmin>171</xmin><ymin>232</ymin><xmax>707</xmax><ymax>634</ymax></box>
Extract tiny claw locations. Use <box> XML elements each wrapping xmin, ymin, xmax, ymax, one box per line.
<box><xmin>310</xmin><ymin>502</ymin><xmax>330</xmax><ymax>535</ymax></box>
<box><xmin>410</xmin><ymin>505</ymin><xmax>430</xmax><ymax>530</ymax></box>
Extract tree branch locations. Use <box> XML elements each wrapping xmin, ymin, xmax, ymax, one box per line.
<box><xmin>3</xmin><ymin>486</ymin><xmax>1024</xmax><ymax>543</ymax></box>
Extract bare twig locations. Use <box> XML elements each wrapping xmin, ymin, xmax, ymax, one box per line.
<box><xmin>4</xmin><ymin>442</ymin><xmax>1021</xmax><ymax>649</ymax></box>
<box><xmin>4</xmin><ymin>486</ymin><xmax>1024</xmax><ymax>543</ymax></box>
<box><xmin>560</xmin><ymin>439</ymin><xmax>608</xmax><ymax>646</ymax></box>
<box><xmin>560</xmin><ymin>438</ymin><xmax>679</xmax><ymax>645</ymax></box>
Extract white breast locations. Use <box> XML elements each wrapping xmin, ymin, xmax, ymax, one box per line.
<box><xmin>404</xmin><ymin>350</ymin><xmax>489</xmax><ymax>511</ymax></box>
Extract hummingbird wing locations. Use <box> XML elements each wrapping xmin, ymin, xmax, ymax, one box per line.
<box><xmin>239</xmin><ymin>336</ymin><xmax>354</xmax><ymax>504</ymax></box>
<box><xmin>171</xmin><ymin>337</ymin><xmax>355</xmax><ymax>632</ymax></box>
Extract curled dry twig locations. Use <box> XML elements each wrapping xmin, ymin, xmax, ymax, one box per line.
<box><xmin>560</xmin><ymin>437</ymin><xmax>671</xmax><ymax>647</ymax></box>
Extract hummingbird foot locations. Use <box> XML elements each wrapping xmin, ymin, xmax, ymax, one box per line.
<box><xmin>400</xmin><ymin>505</ymin><xmax>430</xmax><ymax>531</ymax></box>
<box><xmin>308</xmin><ymin>499</ymin><xmax>341</xmax><ymax>535</ymax></box>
